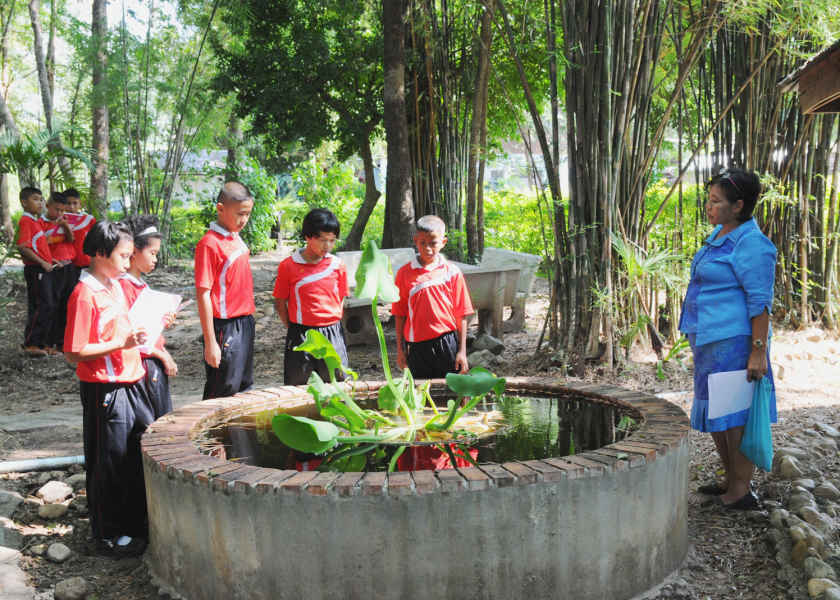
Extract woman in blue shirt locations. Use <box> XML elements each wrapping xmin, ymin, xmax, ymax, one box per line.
<box><xmin>678</xmin><ymin>168</ymin><xmax>777</xmax><ymax>510</ymax></box>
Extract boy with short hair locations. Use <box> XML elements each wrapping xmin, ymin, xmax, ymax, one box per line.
<box><xmin>62</xmin><ymin>187</ymin><xmax>96</xmax><ymax>286</ymax></box>
<box><xmin>273</xmin><ymin>208</ymin><xmax>350</xmax><ymax>385</ymax></box>
<box><xmin>195</xmin><ymin>181</ymin><xmax>256</xmax><ymax>399</ymax></box>
<box><xmin>16</xmin><ymin>187</ymin><xmax>54</xmax><ymax>356</ymax></box>
<box><xmin>392</xmin><ymin>215</ymin><xmax>474</xmax><ymax>379</ymax></box>
<box><xmin>41</xmin><ymin>192</ymin><xmax>76</xmax><ymax>352</ymax></box>
<box><xmin>63</xmin><ymin>220</ymin><xmax>150</xmax><ymax>557</ymax></box>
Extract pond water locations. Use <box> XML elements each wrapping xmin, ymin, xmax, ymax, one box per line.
<box><xmin>201</xmin><ymin>395</ymin><xmax>635</xmax><ymax>472</ymax></box>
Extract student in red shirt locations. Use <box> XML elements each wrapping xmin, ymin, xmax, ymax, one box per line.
<box><xmin>120</xmin><ymin>215</ymin><xmax>177</xmax><ymax>418</ymax></box>
<box><xmin>273</xmin><ymin>209</ymin><xmax>350</xmax><ymax>385</ymax></box>
<box><xmin>195</xmin><ymin>181</ymin><xmax>256</xmax><ymax>399</ymax></box>
<box><xmin>62</xmin><ymin>187</ymin><xmax>96</xmax><ymax>288</ymax></box>
<box><xmin>392</xmin><ymin>215</ymin><xmax>474</xmax><ymax>379</ymax></box>
<box><xmin>16</xmin><ymin>187</ymin><xmax>55</xmax><ymax>356</ymax></box>
<box><xmin>63</xmin><ymin>220</ymin><xmax>151</xmax><ymax>557</ymax></box>
<box><xmin>41</xmin><ymin>192</ymin><xmax>76</xmax><ymax>353</ymax></box>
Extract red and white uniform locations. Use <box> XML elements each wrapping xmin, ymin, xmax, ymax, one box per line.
<box><xmin>40</xmin><ymin>217</ymin><xmax>76</xmax><ymax>262</ymax></box>
<box><xmin>392</xmin><ymin>255</ymin><xmax>474</xmax><ymax>343</ymax></box>
<box><xmin>16</xmin><ymin>212</ymin><xmax>52</xmax><ymax>265</ymax></box>
<box><xmin>64</xmin><ymin>271</ymin><xmax>145</xmax><ymax>383</ymax></box>
<box><xmin>119</xmin><ymin>274</ymin><xmax>165</xmax><ymax>356</ymax></box>
<box><xmin>194</xmin><ymin>222</ymin><xmax>255</xmax><ymax>319</ymax></box>
<box><xmin>273</xmin><ymin>250</ymin><xmax>348</xmax><ymax>326</ymax></box>
<box><xmin>65</xmin><ymin>213</ymin><xmax>96</xmax><ymax>268</ymax></box>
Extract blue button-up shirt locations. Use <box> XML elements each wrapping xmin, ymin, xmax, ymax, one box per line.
<box><xmin>678</xmin><ymin>218</ymin><xmax>776</xmax><ymax>347</ymax></box>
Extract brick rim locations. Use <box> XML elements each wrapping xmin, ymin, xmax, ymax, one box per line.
<box><xmin>141</xmin><ymin>377</ymin><xmax>689</xmax><ymax>497</ymax></box>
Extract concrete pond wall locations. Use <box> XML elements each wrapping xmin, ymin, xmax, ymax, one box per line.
<box><xmin>141</xmin><ymin>378</ymin><xmax>689</xmax><ymax>600</ymax></box>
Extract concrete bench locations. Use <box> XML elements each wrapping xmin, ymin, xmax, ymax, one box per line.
<box><xmin>477</xmin><ymin>248</ymin><xmax>542</xmax><ymax>332</ymax></box>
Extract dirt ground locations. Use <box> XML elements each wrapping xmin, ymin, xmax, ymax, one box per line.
<box><xmin>0</xmin><ymin>251</ymin><xmax>839</xmax><ymax>599</ymax></box>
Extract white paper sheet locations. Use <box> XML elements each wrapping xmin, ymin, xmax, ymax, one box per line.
<box><xmin>127</xmin><ymin>287</ymin><xmax>181</xmax><ymax>353</ymax></box>
<box><xmin>707</xmin><ymin>369</ymin><xmax>755</xmax><ymax>419</ymax></box>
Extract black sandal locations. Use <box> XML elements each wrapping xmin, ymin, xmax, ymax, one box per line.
<box><xmin>716</xmin><ymin>490</ymin><xmax>760</xmax><ymax>511</ymax></box>
<box><xmin>697</xmin><ymin>482</ymin><xmax>727</xmax><ymax>495</ymax></box>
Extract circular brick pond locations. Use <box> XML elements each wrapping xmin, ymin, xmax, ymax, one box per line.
<box><xmin>141</xmin><ymin>377</ymin><xmax>689</xmax><ymax>600</ymax></box>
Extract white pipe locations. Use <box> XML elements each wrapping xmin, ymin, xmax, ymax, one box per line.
<box><xmin>0</xmin><ymin>455</ymin><xmax>85</xmax><ymax>474</ymax></box>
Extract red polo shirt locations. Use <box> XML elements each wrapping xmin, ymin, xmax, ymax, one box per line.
<box><xmin>41</xmin><ymin>217</ymin><xmax>76</xmax><ymax>262</ymax></box>
<box><xmin>119</xmin><ymin>274</ymin><xmax>166</xmax><ymax>356</ymax></box>
<box><xmin>64</xmin><ymin>271</ymin><xmax>145</xmax><ymax>383</ymax></box>
<box><xmin>194</xmin><ymin>222</ymin><xmax>255</xmax><ymax>319</ymax></box>
<box><xmin>66</xmin><ymin>213</ymin><xmax>95</xmax><ymax>268</ymax></box>
<box><xmin>273</xmin><ymin>250</ymin><xmax>348</xmax><ymax>326</ymax></box>
<box><xmin>392</xmin><ymin>255</ymin><xmax>474</xmax><ymax>343</ymax></box>
<box><xmin>16</xmin><ymin>213</ymin><xmax>52</xmax><ymax>265</ymax></box>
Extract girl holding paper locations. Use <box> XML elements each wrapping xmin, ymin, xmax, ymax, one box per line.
<box><xmin>678</xmin><ymin>168</ymin><xmax>777</xmax><ymax>510</ymax></box>
<box><xmin>120</xmin><ymin>215</ymin><xmax>178</xmax><ymax>419</ymax></box>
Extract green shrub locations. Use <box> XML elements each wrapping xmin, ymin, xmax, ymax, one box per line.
<box><xmin>167</xmin><ymin>205</ymin><xmax>211</xmax><ymax>258</ymax></box>
<box><xmin>483</xmin><ymin>190</ymin><xmax>554</xmax><ymax>258</ymax></box>
<box><xmin>286</xmin><ymin>156</ymin><xmax>384</xmax><ymax>249</ymax></box>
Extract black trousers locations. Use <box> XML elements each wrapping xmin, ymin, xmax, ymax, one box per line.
<box><xmin>142</xmin><ymin>356</ymin><xmax>172</xmax><ymax>419</ymax></box>
<box><xmin>49</xmin><ymin>264</ymin><xmax>75</xmax><ymax>348</ymax></box>
<box><xmin>23</xmin><ymin>265</ymin><xmax>56</xmax><ymax>349</ymax></box>
<box><xmin>80</xmin><ymin>380</ymin><xmax>154</xmax><ymax>540</ymax></box>
<box><xmin>203</xmin><ymin>314</ymin><xmax>255</xmax><ymax>400</ymax></box>
<box><xmin>284</xmin><ymin>321</ymin><xmax>350</xmax><ymax>385</ymax></box>
<box><xmin>406</xmin><ymin>330</ymin><xmax>459</xmax><ymax>379</ymax></box>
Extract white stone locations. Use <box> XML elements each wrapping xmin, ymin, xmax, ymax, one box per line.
<box><xmin>815</xmin><ymin>423</ymin><xmax>840</xmax><ymax>438</ymax></box>
<box><xmin>35</xmin><ymin>481</ymin><xmax>72</xmax><ymax>504</ymax></box>
<box><xmin>775</xmin><ymin>446</ymin><xmax>810</xmax><ymax>461</ymax></box>
<box><xmin>778</xmin><ymin>455</ymin><xmax>805</xmax><ymax>479</ymax></box>
<box><xmin>65</xmin><ymin>474</ymin><xmax>86</xmax><ymax>491</ymax></box>
<box><xmin>804</xmin><ymin>557</ymin><xmax>837</xmax><ymax>580</ymax></box>
<box><xmin>473</xmin><ymin>333</ymin><xmax>505</xmax><ymax>355</ymax></box>
<box><xmin>54</xmin><ymin>576</ymin><xmax>88</xmax><ymax>600</ymax></box>
<box><xmin>46</xmin><ymin>542</ymin><xmax>71</xmax><ymax>563</ymax></box>
<box><xmin>808</xmin><ymin>578</ymin><xmax>839</xmax><ymax>598</ymax></box>
<box><xmin>769</xmin><ymin>508</ymin><xmax>789</xmax><ymax>529</ymax></box>
<box><xmin>815</xmin><ymin>482</ymin><xmax>840</xmax><ymax>501</ymax></box>
<box><xmin>825</xmin><ymin>589</ymin><xmax>840</xmax><ymax>600</ymax></box>
<box><xmin>799</xmin><ymin>506</ymin><xmax>834</xmax><ymax>534</ymax></box>
<box><xmin>0</xmin><ymin>490</ymin><xmax>24</xmax><ymax>519</ymax></box>
<box><xmin>793</xmin><ymin>479</ymin><xmax>817</xmax><ymax>491</ymax></box>
<box><xmin>37</xmin><ymin>503</ymin><xmax>68</xmax><ymax>520</ymax></box>
<box><xmin>466</xmin><ymin>349</ymin><xmax>497</xmax><ymax>368</ymax></box>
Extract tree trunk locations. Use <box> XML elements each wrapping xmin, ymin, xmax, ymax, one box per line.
<box><xmin>343</xmin><ymin>136</ymin><xmax>381</xmax><ymax>251</ymax></box>
<box><xmin>383</xmin><ymin>0</ymin><xmax>415</xmax><ymax>248</ymax></box>
<box><xmin>90</xmin><ymin>0</ymin><xmax>109</xmax><ymax>216</ymax></box>
<box><xmin>225</xmin><ymin>115</ymin><xmax>241</xmax><ymax>180</ymax></box>
<box><xmin>28</xmin><ymin>0</ymin><xmax>71</xmax><ymax>182</ymax></box>
<box><xmin>0</xmin><ymin>174</ymin><xmax>11</xmax><ymax>243</ymax></box>
<box><xmin>465</xmin><ymin>0</ymin><xmax>493</xmax><ymax>263</ymax></box>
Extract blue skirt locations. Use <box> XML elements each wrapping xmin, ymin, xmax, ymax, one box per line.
<box><xmin>688</xmin><ymin>333</ymin><xmax>777</xmax><ymax>433</ymax></box>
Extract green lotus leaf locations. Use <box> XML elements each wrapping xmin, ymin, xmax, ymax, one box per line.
<box><xmin>271</xmin><ymin>414</ymin><xmax>339</xmax><ymax>454</ymax></box>
<box><xmin>294</xmin><ymin>329</ymin><xmax>358</xmax><ymax>381</ymax></box>
<box><xmin>355</xmin><ymin>240</ymin><xmax>401</xmax><ymax>304</ymax></box>
<box><xmin>445</xmin><ymin>367</ymin><xmax>506</xmax><ymax>397</ymax></box>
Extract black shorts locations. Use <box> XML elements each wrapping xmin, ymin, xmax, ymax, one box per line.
<box><xmin>142</xmin><ymin>356</ymin><xmax>172</xmax><ymax>419</ymax></box>
<box><xmin>406</xmin><ymin>330</ymin><xmax>458</xmax><ymax>379</ymax></box>
<box><xmin>284</xmin><ymin>321</ymin><xmax>350</xmax><ymax>385</ymax></box>
<box><xmin>203</xmin><ymin>314</ymin><xmax>255</xmax><ymax>400</ymax></box>
<box><xmin>80</xmin><ymin>379</ymin><xmax>153</xmax><ymax>540</ymax></box>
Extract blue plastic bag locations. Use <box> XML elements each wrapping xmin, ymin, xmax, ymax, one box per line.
<box><xmin>740</xmin><ymin>376</ymin><xmax>773</xmax><ymax>471</ymax></box>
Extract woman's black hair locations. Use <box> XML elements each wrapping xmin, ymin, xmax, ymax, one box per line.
<box><xmin>123</xmin><ymin>214</ymin><xmax>163</xmax><ymax>250</ymax></box>
<box><xmin>706</xmin><ymin>168</ymin><xmax>761</xmax><ymax>222</ymax></box>
<box><xmin>302</xmin><ymin>208</ymin><xmax>340</xmax><ymax>239</ymax></box>
<box><xmin>83</xmin><ymin>220</ymin><xmax>133</xmax><ymax>257</ymax></box>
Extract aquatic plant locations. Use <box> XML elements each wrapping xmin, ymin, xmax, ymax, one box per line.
<box><xmin>271</xmin><ymin>240</ymin><xmax>506</xmax><ymax>471</ymax></box>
